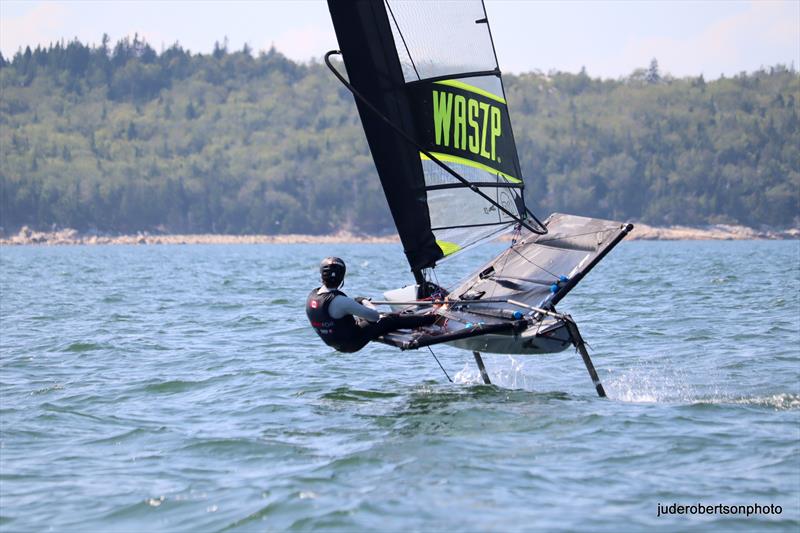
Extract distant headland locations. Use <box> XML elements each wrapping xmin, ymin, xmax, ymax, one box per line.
<box><xmin>1</xmin><ymin>224</ymin><xmax>796</xmax><ymax>246</ymax></box>
<box><xmin>1</xmin><ymin>38</ymin><xmax>798</xmax><ymax>240</ymax></box>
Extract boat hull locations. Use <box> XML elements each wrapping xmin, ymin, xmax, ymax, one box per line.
<box><xmin>446</xmin><ymin>316</ymin><xmax>572</xmax><ymax>355</ymax></box>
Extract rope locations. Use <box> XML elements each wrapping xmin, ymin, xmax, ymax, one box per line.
<box><xmin>487</xmin><ymin>225</ymin><xmax>520</xmax><ymax>300</ymax></box>
<box><xmin>534</xmin><ymin>228</ymin><xmax>613</xmax><ymax>245</ymax></box>
<box><xmin>385</xmin><ymin>1</ymin><xmax>421</xmax><ymax>81</ymax></box>
<box><xmin>507</xmin><ymin>245</ymin><xmax>560</xmax><ymax>280</ymax></box>
<box><xmin>427</xmin><ymin>346</ymin><xmax>452</xmax><ymax>383</ymax></box>
<box><xmin>487</xmin><ymin>248</ymin><xmax>512</xmax><ymax>300</ymax></box>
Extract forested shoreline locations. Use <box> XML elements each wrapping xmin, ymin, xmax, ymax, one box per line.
<box><xmin>1</xmin><ymin>37</ymin><xmax>798</xmax><ymax>235</ymax></box>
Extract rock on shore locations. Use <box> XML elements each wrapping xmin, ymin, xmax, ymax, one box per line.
<box><xmin>0</xmin><ymin>224</ymin><xmax>797</xmax><ymax>246</ymax></box>
<box><xmin>0</xmin><ymin>226</ymin><xmax>400</xmax><ymax>246</ymax></box>
<box><xmin>627</xmin><ymin>223</ymin><xmax>798</xmax><ymax>240</ymax></box>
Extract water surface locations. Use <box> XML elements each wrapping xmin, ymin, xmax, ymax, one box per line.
<box><xmin>1</xmin><ymin>241</ymin><xmax>798</xmax><ymax>531</ymax></box>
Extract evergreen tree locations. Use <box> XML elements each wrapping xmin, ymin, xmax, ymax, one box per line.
<box><xmin>0</xmin><ymin>37</ymin><xmax>797</xmax><ymax>233</ymax></box>
<box><xmin>646</xmin><ymin>58</ymin><xmax>661</xmax><ymax>84</ymax></box>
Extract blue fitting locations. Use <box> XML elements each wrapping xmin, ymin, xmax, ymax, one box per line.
<box><xmin>550</xmin><ymin>283</ymin><xmax>559</xmax><ymax>293</ymax></box>
<box><xmin>513</xmin><ymin>311</ymin><xmax>523</xmax><ymax>320</ymax></box>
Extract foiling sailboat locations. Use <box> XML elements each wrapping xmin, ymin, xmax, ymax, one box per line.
<box><xmin>325</xmin><ymin>0</ymin><xmax>632</xmax><ymax>396</ymax></box>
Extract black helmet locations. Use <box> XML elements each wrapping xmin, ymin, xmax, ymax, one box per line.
<box><xmin>320</xmin><ymin>257</ymin><xmax>346</xmax><ymax>287</ymax></box>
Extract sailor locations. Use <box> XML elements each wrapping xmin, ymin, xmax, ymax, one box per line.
<box><xmin>306</xmin><ymin>257</ymin><xmax>437</xmax><ymax>352</ymax></box>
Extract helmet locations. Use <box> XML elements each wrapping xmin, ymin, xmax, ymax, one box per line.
<box><xmin>320</xmin><ymin>257</ymin><xmax>346</xmax><ymax>288</ymax></box>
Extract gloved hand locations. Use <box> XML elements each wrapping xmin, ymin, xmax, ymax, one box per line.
<box><xmin>355</xmin><ymin>296</ymin><xmax>378</xmax><ymax>311</ymax></box>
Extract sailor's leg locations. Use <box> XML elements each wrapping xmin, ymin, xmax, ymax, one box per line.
<box><xmin>473</xmin><ymin>351</ymin><xmax>491</xmax><ymax>384</ymax></box>
<box><xmin>370</xmin><ymin>313</ymin><xmax>437</xmax><ymax>339</ymax></box>
<box><xmin>357</xmin><ymin>314</ymin><xmax>438</xmax><ymax>347</ymax></box>
<box><xmin>564</xmin><ymin>319</ymin><xmax>606</xmax><ymax>398</ymax></box>
<box><xmin>336</xmin><ymin>318</ymin><xmax>374</xmax><ymax>352</ymax></box>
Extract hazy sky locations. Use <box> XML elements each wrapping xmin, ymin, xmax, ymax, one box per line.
<box><xmin>1</xmin><ymin>0</ymin><xmax>798</xmax><ymax>79</ymax></box>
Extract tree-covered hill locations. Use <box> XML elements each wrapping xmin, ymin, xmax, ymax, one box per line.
<box><xmin>1</xmin><ymin>38</ymin><xmax>798</xmax><ymax>234</ymax></box>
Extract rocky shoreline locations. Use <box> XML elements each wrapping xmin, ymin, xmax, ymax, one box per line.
<box><xmin>0</xmin><ymin>224</ymin><xmax>797</xmax><ymax>246</ymax></box>
<box><xmin>625</xmin><ymin>223</ymin><xmax>798</xmax><ymax>241</ymax></box>
<box><xmin>0</xmin><ymin>227</ymin><xmax>400</xmax><ymax>246</ymax></box>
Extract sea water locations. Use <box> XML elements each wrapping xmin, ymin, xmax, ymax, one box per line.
<box><xmin>0</xmin><ymin>240</ymin><xmax>798</xmax><ymax>532</ymax></box>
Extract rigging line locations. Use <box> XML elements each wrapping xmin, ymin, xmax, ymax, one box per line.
<box><xmin>324</xmin><ymin>50</ymin><xmax>546</xmax><ymax>236</ymax></box>
<box><xmin>477</xmin><ymin>0</ymin><xmax>553</xmax><ymax>235</ymax></box>
<box><xmin>479</xmin><ymin>0</ymin><xmax>504</xmax><ymax>98</ymax></box>
<box><xmin>535</xmin><ymin>228</ymin><xmax>614</xmax><ymax>245</ymax></box>
<box><xmin>384</xmin><ymin>0</ymin><xmax>421</xmax><ymax>81</ymax></box>
<box><xmin>524</xmin><ymin>207</ymin><xmax>548</xmax><ymax>233</ymax></box>
<box><xmin>427</xmin><ymin>346</ymin><xmax>453</xmax><ymax>382</ymax></box>
<box><xmin>441</xmin><ymin>224</ymin><xmax>518</xmax><ymax>295</ymax></box>
<box><xmin>431</xmin><ymin>266</ymin><xmax>442</xmax><ymax>290</ymax></box>
<box><xmin>429</xmin><ymin>269</ymin><xmax>448</xmax><ymax>302</ymax></box>
<box><xmin>486</xmin><ymin>274</ymin><xmax>554</xmax><ymax>287</ymax></box>
<box><xmin>432</xmin><ymin>221</ymin><xmax>514</xmax><ymax>231</ymax></box>
<box><xmin>507</xmin><ymin>245</ymin><xmax>560</xmax><ymax>279</ymax></box>
<box><xmin>487</xmin><ymin>227</ymin><xmax>519</xmax><ymax>300</ymax></box>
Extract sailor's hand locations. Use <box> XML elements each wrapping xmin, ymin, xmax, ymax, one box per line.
<box><xmin>356</xmin><ymin>296</ymin><xmax>377</xmax><ymax>310</ymax></box>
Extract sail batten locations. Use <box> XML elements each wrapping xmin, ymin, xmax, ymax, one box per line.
<box><xmin>434</xmin><ymin>80</ymin><xmax>506</xmax><ymax>104</ymax></box>
<box><xmin>421</xmin><ymin>152</ymin><xmax>521</xmax><ymax>183</ymax></box>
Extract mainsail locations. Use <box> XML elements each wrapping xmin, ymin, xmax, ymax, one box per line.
<box><xmin>327</xmin><ymin>0</ymin><xmax>539</xmax><ymax>273</ymax></box>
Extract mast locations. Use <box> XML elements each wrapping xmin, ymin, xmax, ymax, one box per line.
<box><xmin>327</xmin><ymin>0</ymin><xmax>443</xmax><ymax>271</ymax></box>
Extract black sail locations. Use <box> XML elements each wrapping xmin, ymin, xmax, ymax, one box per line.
<box><xmin>328</xmin><ymin>0</ymin><xmax>442</xmax><ymax>271</ymax></box>
<box><xmin>327</xmin><ymin>0</ymin><xmax>530</xmax><ymax>271</ymax></box>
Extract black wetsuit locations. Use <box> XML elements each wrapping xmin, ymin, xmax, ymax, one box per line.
<box><xmin>306</xmin><ymin>287</ymin><xmax>437</xmax><ymax>352</ymax></box>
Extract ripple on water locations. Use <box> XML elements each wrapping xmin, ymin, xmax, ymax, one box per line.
<box><xmin>320</xmin><ymin>387</ymin><xmax>401</xmax><ymax>402</ymax></box>
<box><xmin>0</xmin><ymin>241</ymin><xmax>798</xmax><ymax>531</ymax></box>
<box><xmin>84</xmin><ymin>426</ymin><xmax>167</xmax><ymax>445</ymax></box>
<box><xmin>141</xmin><ymin>378</ymin><xmax>220</xmax><ymax>394</ymax></box>
<box><xmin>178</xmin><ymin>437</ymin><xmax>310</xmax><ymax>462</ymax></box>
<box><xmin>61</xmin><ymin>341</ymin><xmax>109</xmax><ymax>353</ymax></box>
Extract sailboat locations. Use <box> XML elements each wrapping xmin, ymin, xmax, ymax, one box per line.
<box><xmin>324</xmin><ymin>0</ymin><xmax>632</xmax><ymax>396</ymax></box>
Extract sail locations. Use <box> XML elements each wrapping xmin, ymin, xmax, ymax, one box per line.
<box><xmin>327</xmin><ymin>0</ymin><xmax>528</xmax><ymax>271</ymax></box>
<box><xmin>378</xmin><ymin>214</ymin><xmax>634</xmax><ymax>352</ymax></box>
<box><xmin>446</xmin><ymin>214</ymin><xmax>634</xmax><ymax>310</ymax></box>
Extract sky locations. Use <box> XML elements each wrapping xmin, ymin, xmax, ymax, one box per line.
<box><xmin>1</xmin><ymin>0</ymin><xmax>798</xmax><ymax>79</ymax></box>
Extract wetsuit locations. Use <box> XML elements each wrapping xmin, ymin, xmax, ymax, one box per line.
<box><xmin>306</xmin><ymin>286</ymin><xmax>437</xmax><ymax>352</ymax></box>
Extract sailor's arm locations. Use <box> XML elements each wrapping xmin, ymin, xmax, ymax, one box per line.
<box><xmin>328</xmin><ymin>295</ymin><xmax>381</xmax><ymax>322</ymax></box>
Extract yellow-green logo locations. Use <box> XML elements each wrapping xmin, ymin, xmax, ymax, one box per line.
<box><xmin>432</xmin><ymin>89</ymin><xmax>502</xmax><ymax>162</ymax></box>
